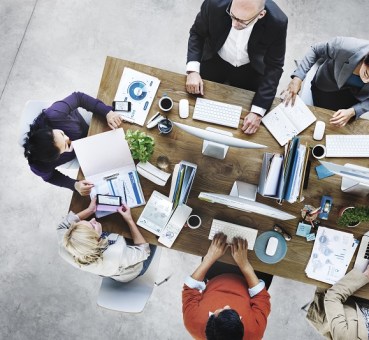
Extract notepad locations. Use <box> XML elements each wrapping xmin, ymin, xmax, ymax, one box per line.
<box><xmin>262</xmin><ymin>96</ymin><xmax>316</xmax><ymax>146</ymax></box>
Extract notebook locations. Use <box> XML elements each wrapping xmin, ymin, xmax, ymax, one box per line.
<box><xmin>262</xmin><ymin>96</ymin><xmax>316</xmax><ymax>146</ymax></box>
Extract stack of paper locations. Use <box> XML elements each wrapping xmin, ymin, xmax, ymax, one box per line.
<box><xmin>258</xmin><ymin>137</ymin><xmax>309</xmax><ymax>203</ymax></box>
<box><xmin>169</xmin><ymin>161</ymin><xmax>197</xmax><ymax>209</ymax></box>
<box><xmin>305</xmin><ymin>227</ymin><xmax>358</xmax><ymax>284</ymax></box>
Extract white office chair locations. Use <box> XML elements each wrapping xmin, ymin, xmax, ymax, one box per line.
<box><xmin>97</xmin><ymin>247</ymin><xmax>162</xmax><ymax>313</ymax></box>
<box><xmin>18</xmin><ymin>100</ymin><xmax>92</xmax><ymax>173</ymax></box>
<box><xmin>296</xmin><ymin>60</ymin><xmax>322</xmax><ymax>106</ymax></box>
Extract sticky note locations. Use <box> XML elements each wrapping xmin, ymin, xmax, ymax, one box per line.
<box><xmin>306</xmin><ymin>233</ymin><xmax>316</xmax><ymax>242</ymax></box>
<box><xmin>296</xmin><ymin>222</ymin><xmax>311</xmax><ymax>237</ymax></box>
<box><xmin>315</xmin><ymin>165</ymin><xmax>334</xmax><ymax>180</ymax></box>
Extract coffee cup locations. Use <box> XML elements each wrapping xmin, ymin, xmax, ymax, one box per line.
<box><xmin>158</xmin><ymin>118</ymin><xmax>173</xmax><ymax>134</ymax></box>
<box><xmin>312</xmin><ymin>144</ymin><xmax>326</xmax><ymax>159</ymax></box>
<box><xmin>186</xmin><ymin>215</ymin><xmax>202</xmax><ymax>229</ymax></box>
<box><xmin>159</xmin><ymin>96</ymin><xmax>174</xmax><ymax>112</ymax></box>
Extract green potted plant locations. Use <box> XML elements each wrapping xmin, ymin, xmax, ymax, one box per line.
<box><xmin>125</xmin><ymin>129</ymin><xmax>155</xmax><ymax>163</ymax></box>
<box><xmin>337</xmin><ymin>206</ymin><xmax>369</xmax><ymax>227</ymax></box>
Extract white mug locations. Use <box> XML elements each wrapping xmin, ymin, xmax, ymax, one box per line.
<box><xmin>312</xmin><ymin>144</ymin><xmax>326</xmax><ymax>159</ymax></box>
<box><xmin>159</xmin><ymin>96</ymin><xmax>173</xmax><ymax>112</ymax></box>
<box><xmin>187</xmin><ymin>215</ymin><xmax>202</xmax><ymax>229</ymax></box>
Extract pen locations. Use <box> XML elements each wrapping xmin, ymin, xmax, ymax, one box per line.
<box><xmin>122</xmin><ymin>182</ymin><xmax>128</xmax><ymax>204</ymax></box>
<box><xmin>147</xmin><ymin>112</ymin><xmax>161</xmax><ymax>125</ymax></box>
<box><xmin>155</xmin><ymin>274</ymin><xmax>172</xmax><ymax>286</ymax></box>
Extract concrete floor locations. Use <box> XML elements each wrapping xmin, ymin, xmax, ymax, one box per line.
<box><xmin>1</xmin><ymin>0</ymin><xmax>367</xmax><ymax>339</ymax></box>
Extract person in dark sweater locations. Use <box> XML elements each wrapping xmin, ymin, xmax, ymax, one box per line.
<box><xmin>22</xmin><ymin>92</ymin><xmax>123</xmax><ymax>195</ymax></box>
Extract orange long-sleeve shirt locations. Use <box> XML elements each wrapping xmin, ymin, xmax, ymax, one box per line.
<box><xmin>182</xmin><ymin>274</ymin><xmax>271</xmax><ymax>340</ymax></box>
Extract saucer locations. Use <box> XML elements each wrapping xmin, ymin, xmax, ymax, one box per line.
<box><xmin>254</xmin><ymin>231</ymin><xmax>287</xmax><ymax>264</ymax></box>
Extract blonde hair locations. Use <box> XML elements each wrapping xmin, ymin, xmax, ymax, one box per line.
<box><xmin>63</xmin><ymin>222</ymin><xmax>108</xmax><ymax>266</ymax></box>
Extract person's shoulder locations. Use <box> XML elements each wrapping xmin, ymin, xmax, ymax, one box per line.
<box><xmin>265</xmin><ymin>0</ymin><xmax>288</xmax><ymax>24</ymax></box>
<box><xmin>331</xmin><ymin>36</ymin><xmax>369</xmax><ymax>51</ymax></box>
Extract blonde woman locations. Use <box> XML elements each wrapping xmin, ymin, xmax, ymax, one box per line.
<box><xmin>57</xmin><ymin>199</ymin><xmax>155</xmax><ymax>282</ymax></box>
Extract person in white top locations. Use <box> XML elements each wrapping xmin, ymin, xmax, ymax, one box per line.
<box><xmin>57</xmin><ymin>198</ymin><xmax>154</xmax><ymax>282</ymax></box>
<box><xmin>186</xmin><ymin>0</ymin><xmax>288</xmax><ymax>134</ymax></box>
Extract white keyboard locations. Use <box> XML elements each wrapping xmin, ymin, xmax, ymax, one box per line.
<box><xmin>208</xmin><ymin>219</ymin><xmax>258</xmax><ymax>250</ymax></box>
<box><xmin>326</xmin><ymin>135</ymin><xmax>369</xmax><ymax>157</ymax></box>
<box><xmin>192</xmin><ymin>98</ymin><xmax>242</xmax><ymax>128</ymax></box>
<box><xmin>354</xmin><ymin>231</ymin><xmax>369</xmax><ymax>272</ymax></box>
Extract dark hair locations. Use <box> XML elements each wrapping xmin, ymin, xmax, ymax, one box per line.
<box><xmin>205</xmin><ymin>309</ymin><xmax>244</xmax><ymax>340</ymax></box>
<box><xmin>364</xmin><ymin>52</ymin><xmax>369</xmax><ymax>66</ymax></box>
<box><xmin>23</xmin><ymin>125</ymin><xmax>60</xmax><ymax>163</ymax></box>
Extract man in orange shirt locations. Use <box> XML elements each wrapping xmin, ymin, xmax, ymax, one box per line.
<box><xmin>182</xmin><ymin>233</ymin><xmax>271</xmax><ymax>340</ymax></box>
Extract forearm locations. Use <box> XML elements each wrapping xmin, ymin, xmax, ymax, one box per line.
<box><xmin>76</xmin><ymin>206</ymin><xmax>95</xmax><ymax>220</ymax></box>
<box><xmin>190</xmin><ymin>255</ymin><xmax>215</xmax><ymax>282</ymax></box>
<box><xmin>126</xmin><ymin>218</ymin><xmax>147</xmax><ymax>245</ymax></box>
<box><xmin>240</xmin><ymin>264</ymin><xmax>259</xmax><ymax>288</ymax></box>
<box><xmin>73</xmin><ymin>92</ymin><xmax>112</xmax><ymax>118</ymax></box>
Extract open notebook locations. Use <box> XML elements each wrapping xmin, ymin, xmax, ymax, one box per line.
<box><xmin>262</xmin><ymin>96</ymin><xmax>316</xmax><ymax>146</ymax></box>
<box><xmin>72</xmin><ymin>128</ymin><xmax>145</xmax><ymax>217</ymax></box>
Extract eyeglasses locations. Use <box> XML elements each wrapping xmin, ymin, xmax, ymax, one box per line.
<box><xmin>226</xmin><ymin>2</ymin><xmax>263</xmax><ymax>28</ymax></box>
<box><xmin>273</xmin><ymin>224</ymin><xmax>292</xmax><ymax>241</ymax></box>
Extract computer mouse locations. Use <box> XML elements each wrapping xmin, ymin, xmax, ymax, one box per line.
<box><xmin>266</xmin><ymin>236</ymin><xmax>278</xmax><ymax>256</ymax></box>
<box><xmin>179</xmin><ymin>99</ymin><xmax>189</xmax><ymax>119</ymax></box>
<box><xmin>313</xmin><ymin>121</ymin><xmax>325</xmax><ymax>141</ymax></box>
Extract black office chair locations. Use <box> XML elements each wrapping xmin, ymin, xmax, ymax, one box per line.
<box><xmin>204</xmin><ymin>260</ymin><xmax>273</xmax><ymax>290</ymax></box>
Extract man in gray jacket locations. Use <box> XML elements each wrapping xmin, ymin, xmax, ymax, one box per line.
<box><xmin>284</xmin><ymin>36</ymin><xmax>369</xmax><ymax>127</ymax></box>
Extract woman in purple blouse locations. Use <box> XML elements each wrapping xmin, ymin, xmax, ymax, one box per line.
<box><xmin>22</xmin><ymin>92</ymin><xmax>122</xmax><ymax>195</ymax></box>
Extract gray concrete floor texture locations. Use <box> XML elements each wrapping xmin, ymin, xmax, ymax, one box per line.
<box><xmin>1</xmin><ymin>0</ymin><xmax>367</xmax><ymax>339</ymax></box>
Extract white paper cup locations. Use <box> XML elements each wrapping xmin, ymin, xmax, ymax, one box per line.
<box><xmin>186</xmin><ymin>215</ymin><xmax>202</xmax><ymax>229</ymax></box>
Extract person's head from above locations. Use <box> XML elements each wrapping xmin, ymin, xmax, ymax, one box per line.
<box><xmin>227</xmin><ymin>0</ymin><xmax>266</xmax><ymax>30</ymax></box>
<box><xmin>360</xmin><ymin>53</ymin><xmax>369</xmax><ymax>83</ymax></box>
<box><xmin>206</xmin><ymin>306</ymin><xmax>244</xmax><ymax>340</ymax></box>
<box><xmin>63</xmin><ymin>219</ymin><xmax>107</xmax><ymax>266</ymax></box>
<box><xmin>23</xmin><ymin>125</ymin><xmax>74</xmax><ymax>163</ymax></box>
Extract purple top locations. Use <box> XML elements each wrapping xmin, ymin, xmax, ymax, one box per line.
<box><xmin>28</xmin><ymin>92</ymin><xmax>112</xmax><ymax>190</ymax></box>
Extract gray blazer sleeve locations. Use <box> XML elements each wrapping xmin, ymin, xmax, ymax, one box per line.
<box><xmin>292</xmin><ymin>37</ymin><xmax>342</xmax><ymax>81</ymax></box>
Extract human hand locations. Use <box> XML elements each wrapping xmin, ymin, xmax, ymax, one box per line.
<box><xmin>203</xmin><ymin>233</ymin><xmax>228</xmax><ymax>264</ymax></box>
<box><xmin>231</xmin><ymin>237</ymin><xmax>252</xmax><ymax>272</ymax></box>
<box><xmin>281</xmin><ymin>77</ymin><xmax>302</xmax><ymax>106</ymax></box>
<box><xmin>186</xmin><ymin>72</ymin><xmax>204</xmax><ymax>95</ymax></box>
<box><xmin>329</xmin><ymin>108</ymin><xmax>355</xmax><ymax>127</ymax></box>
<box><xmin>117</xmin><ymin>203</ymin><xmax>133</xmax><ymax>222</ymax></box>
<box><xmin>106</xmin><ymin>111</ymin><xmax>123</xmax><ymax>129</ymax></box>
<box><xmin>74</xmin><ymin>180</ymin><xmax>94</xmax><ymax>196</ymax></box>
<box><xmin>241</xmin><ymin>112</ymin><xmax>262</xmax><ymax>134</ymax></box>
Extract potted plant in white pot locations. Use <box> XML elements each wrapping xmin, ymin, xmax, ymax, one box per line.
<box><xmin>337</xmin><ymin>206</ymin><xmax>369</xmax><ymax>227</ymax></box>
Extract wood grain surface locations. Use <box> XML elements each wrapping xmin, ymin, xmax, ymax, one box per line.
<box><xmin>70</xmin><ymin>56</ymin><xmax>369</xmax><ymax>297</ymax></box>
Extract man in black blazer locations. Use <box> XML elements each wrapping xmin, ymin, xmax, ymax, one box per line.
<box><xmin>186</xmin><ymin>0</ymin><xmax>288</xmax><ymax>134</ymax></box>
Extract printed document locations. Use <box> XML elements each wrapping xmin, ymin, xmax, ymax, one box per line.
<box><xmin>72</xmin><ymin>128</ymin><xmax>145</xmax><ymax>217</ymax></box>
<box><xmin>305</xmin><ymin>227</ymin><xmax>358</xmax><ymax>284</ymax></box>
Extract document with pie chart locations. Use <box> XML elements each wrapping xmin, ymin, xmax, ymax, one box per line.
<box><xmin>114</xmin><ymin>67</ymin><xmax>160</xmax><ymax>126</ymax></box>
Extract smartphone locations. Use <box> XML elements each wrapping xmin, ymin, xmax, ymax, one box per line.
<box><xmin>112</xmin><ymin>100</ymin><xmax>131</xmax><ymax>112</ymax></box>
<box><xmin>96</xmin><ymin>194</ymin><xmax>122</xmax><ymax>206</ymax></box>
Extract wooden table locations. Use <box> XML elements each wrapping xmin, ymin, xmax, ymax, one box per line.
<box><xmin>70</xmin><ymin>56</ymin><xmax>369</xmax><ymax>297</ymax></box>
